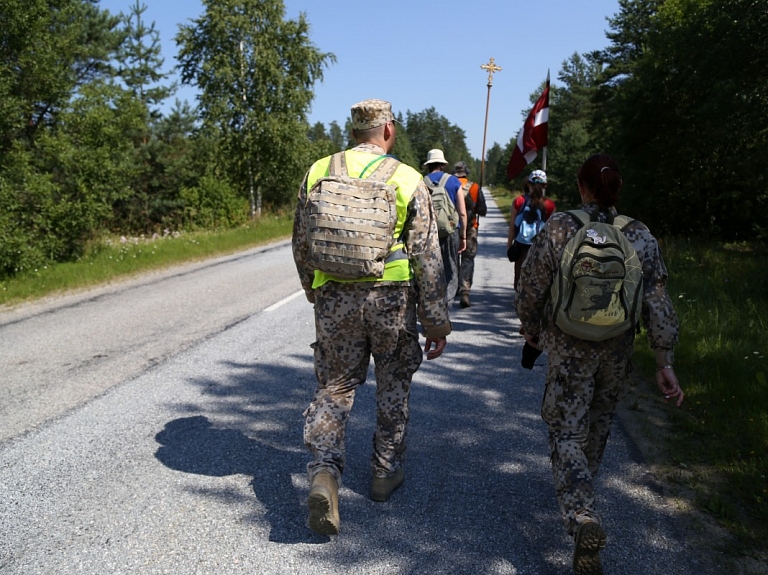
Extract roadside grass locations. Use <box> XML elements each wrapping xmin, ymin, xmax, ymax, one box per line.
<box><xmin>632</xmin><ymin>239</ymin><xmax>768</xmax><ymax>551</ymax></box>
<box><xmin>0</xmin><ymin>211</ymin><xmax>294</xmax><ymax>307</ymax></box>
<box><xmin>491</xmin><ymin>186</ymin><xmax>768</xmax><ymax>553</ymax></box>
<box><xmin>493</xmin><ymin>185</ymin><xmax>515</xmax><ymax>219</ymax></box>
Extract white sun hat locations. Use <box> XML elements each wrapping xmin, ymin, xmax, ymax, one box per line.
<box><xmin>423</xmin><ymin>149</ymin><xmax>448</xmax><ymax>166</ymax></box>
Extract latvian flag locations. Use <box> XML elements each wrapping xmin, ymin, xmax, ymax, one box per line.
<box><xmin>506</xmin><ymin>76</ymin><xmax>550</xmax><ymax>180</ymax></box>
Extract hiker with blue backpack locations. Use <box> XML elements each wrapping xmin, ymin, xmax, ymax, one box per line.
<box><xmin>506</xmin><ymin>170</ymin><xmax>556</xmax><ymax>291</ymax></box>
<box><xmin>515</xmin><ymin>154</ymin><xmax>683</xmax><ymax>575</ymax></box>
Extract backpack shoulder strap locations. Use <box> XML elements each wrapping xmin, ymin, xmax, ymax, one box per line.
<box><xmin>328</xmin><ymin>152</ymin><xmax>348</xmax><ymax>177</ymax></box>
<box><xmin>613</xmin><ymin>214</ymin><xmax>636</xmax><ymax>231</ymax></box>
<box><xmin>565</xmin><ymin>210</ymin><xmax>588</xmax><ymax>229</ymax></box>
<box><xmin>367</xmin><ymin>155</ymin><xmax>400</xmax><ymax>182</ymax></box>
<box><xmin>514</xmin><ymin>195</ymin><xmax>529</xmax><ymax>225</ymax></box>
<box><xmin>437</xmin><ymin>172</ymin><xmax>451</xmax><ymax>188</ymax></box>
<box><xmin>515</xmin><ymin>195</ymin><xmax>530</xmax><ymax>221</ymax></box>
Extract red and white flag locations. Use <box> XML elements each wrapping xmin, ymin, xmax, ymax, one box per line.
<box><xmin>506</xmin><ymin>76</ymin><xmax>550</xmax><ymax>180</ymax></box>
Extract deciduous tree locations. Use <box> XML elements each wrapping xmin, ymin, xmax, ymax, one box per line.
<box><xmin>176</xmin><ymin>0</ymin><xmax>334</xmax><ymax>215</ymax></box>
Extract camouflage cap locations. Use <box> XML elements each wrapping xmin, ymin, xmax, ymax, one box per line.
<box><xmin>350</xmin><ymin>99</ymin><xmax>395</xmax><ymax>131</ymax></box>
<box><xmin>453</xmin><ymin>161</ymin><xmax>469</xmax><ymax>177</ymax></box>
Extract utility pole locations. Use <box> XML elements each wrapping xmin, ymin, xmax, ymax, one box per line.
<box><xmin>479</xmin><ymin>57</ymin><xmax>502</xmax><ymax>190</ymax></box>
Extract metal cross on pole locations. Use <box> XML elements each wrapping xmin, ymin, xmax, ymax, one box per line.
<box><xmin>479</xmin><ymin>57</ymin><xmax>502</xmax><ymax>190</ymax></box>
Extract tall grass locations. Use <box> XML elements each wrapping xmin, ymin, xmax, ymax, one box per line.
<box><xmin>0</xmin><ymin>212</ymin><xmax>294</xmax><ymax>306</ymax></box>
<box><xmin>633</xmin><ymin>239</ymin><xmax>768</xmax><ymax>546</ymax></box>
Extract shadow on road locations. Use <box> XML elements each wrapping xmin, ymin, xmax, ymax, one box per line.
<box><xmin>150</xmin><ymin>193</ymin><xmax>709</xmax><ymax>572</ymax></box>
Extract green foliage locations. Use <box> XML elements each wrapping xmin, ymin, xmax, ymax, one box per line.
<box><xmin>0</xmin><ymin>0</ymin><xmax>124</xmax><ymax>150</ymax></box>
<box><xmin>0</xmin><ymin>81</ymin><xmax>147</xmax><ymax>278</ymax></box>
<box><xmin>180</xmin><ymin>174</ymin><xmax>249</xmax><ymax>229</ymax></box>
<box><xmin>633</xmin><ymin>239</ymin><xmax>768</xmax><ymax>544</ymax></box>
<box><xmin>493</xmin><ymin>60</ymin><xmax>599</xmax><ymax>208</ymax></box>
<box><xmin>403</xmin><ymin>107</ymin><xmax>473</xmax><ymax>173</ymax></box>
<box><xmin>176</xmin><ymin>0</ymin><xmax>335</xmax><ymax>211</ymax></box>
<box><xmin>305</xmin><ymin>111</ymin><xmax>423</xmax><ymax>174</ymax></box>
<box><xmin>493</xmin><ymin>0</ymin><xmax>768</xmax><ymax>240</ymax></box>
<box><xmin>392</xmin><ymin>113</ymin><xmax>420</xmax><ymax>171</ymax></box>
<box><xmin>0</xmin><ymin>151</ymin><xmax>60</xmax><ymax>276</ymax></box>
<box><xmin>0</xmin><ymin>0</ymin><xmax>483</xmax><ymax>281</ymax></box>
<box><xmin>545</xmin><ymin>54</ymin><xmax>602</xmax><ymax>205</ymax></box>
<box><xmin>483</xmin><ymin>143</ymin><xmax>505</xmax><ymax>187</ymax></box>
<box><xmin>51</xmin><ymin>82</ymin><xmax>145</xmax><ymax>210</ymax></box>
<box><xmin>117</xmin><ymin>0</ymin><xmax>176</xmax><ymax>110</ymax></box>
<box><xmin>591</xmin><ymin>0</ymin><xmax>768</xmax><ymax>239</ymax></box>
<box><xmin>328</xmin><ymin>121</ymin><xmax>344</xmax><ymax>152</ymax></box>
<box><xmin>116</xmin><ymin>100</ymin><xmax>211</xmax><ymax>233</ymax></box>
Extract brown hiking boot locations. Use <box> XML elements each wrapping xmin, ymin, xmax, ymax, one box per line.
<box><xmin>459</xmin><ymin>293</ymin><xmax>471</xmax><ymax>308</ymax></box>
<box><xmin>573</xmin><ymin>521</ymin><xmax>607</xmax><ymax>575</ymax></box>
<box><xmin>307</xmin><ymin>471</ymin><xmax>340</xmax><ymax>535</ymax></box>
<box><xmin>370</xmin><ymin>468</ymin><xmax>405</xmax><ymax>502</ymax></box>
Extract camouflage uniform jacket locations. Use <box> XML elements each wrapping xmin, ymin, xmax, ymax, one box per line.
<box><xmin>292</xmin><ymin>143</ymin><xmax>451</xmax><ymax>340</ymax></box>
<box><xmin>516</xmin><ymin>202</ymin><xmax>678</xmax><ymax>360</ymax></box>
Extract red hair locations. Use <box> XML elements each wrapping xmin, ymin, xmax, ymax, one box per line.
<box><xmin>576</xmin><ymin>154</ymin><xmax>622</xmax><ymax>208</ymax></box>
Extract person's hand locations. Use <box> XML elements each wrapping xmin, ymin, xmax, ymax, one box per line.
<box><xmin>458</xmin><ymin>237</ymin><xmax>467</xmax><ymax>254</ymax></box>
<box><xmin>424</xmin><ymin>337</ymin><xmax>446</xmax><ymax>360</ymax></box>
<box><xmin>523</xmin><ymin>332</ymin><xmax>540</xmax><ymax>350</ymax></box>
<box><xmin>655</xmin><ymin>367</ymin><xmax>684</xmax><ymax>407</ymax></box>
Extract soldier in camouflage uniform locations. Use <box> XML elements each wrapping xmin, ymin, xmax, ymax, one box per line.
<box><xmin>292</xmin><ymin>99</ymin><xmax>451</xmax><ymax>536</ymax></box>
<box><xmin>515</xmin><ymin>154</ymin><xmax>684</xmax><ymax>575</ymax></box>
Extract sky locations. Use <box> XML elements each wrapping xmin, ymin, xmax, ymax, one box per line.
<box><xmin>97</xmin><ymin>0</ymin><xmax>621</xmax><ymax>160</ymax></box>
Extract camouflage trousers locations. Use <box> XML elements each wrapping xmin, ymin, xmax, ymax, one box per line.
<box><xmin>304</xmin><ymin>283</ymin><xmax>423</xmax><ymax>486</ymax></box>
<box><xmin>458</xmin><ymin>226</ymin><xmax>478</xmax><ymax>295</ymax></box>
<box><xmin>541</xmin><ymin>353</ymin><xmax>629</xmax><ymax>536</ymax></box>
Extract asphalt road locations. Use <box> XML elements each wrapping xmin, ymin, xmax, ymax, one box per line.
<box><xmin>0</xmin><ymin>192</ymin><xmax>729</xmax><ymax>574</ymax></box>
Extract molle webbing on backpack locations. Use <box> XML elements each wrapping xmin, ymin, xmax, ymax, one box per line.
<box><xmin>307</xmin><ymin>152</ymin><xmax>402</xmax><ymax>279</ymax></box>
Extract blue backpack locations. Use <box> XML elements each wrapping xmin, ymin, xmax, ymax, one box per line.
<box><xmin>514</xmin><ymin>196</ymin><xmax>544</xmax><ymax>245</ymax></box>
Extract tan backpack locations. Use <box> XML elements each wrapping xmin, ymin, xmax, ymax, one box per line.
<box><xmin>306</xmin><ymin>152</ymin><xmax>401</xmax><ymax>279</ymax></box>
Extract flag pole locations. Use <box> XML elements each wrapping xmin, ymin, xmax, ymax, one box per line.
<box><xmin>541</xmin><ymin>70</ymin><xmax>550</xmax><ymax>172</ymax></box>
<box><xmin>479</xmin><ymin>57</ymin><xmax>502</xmax><ymax>190</ymax></box>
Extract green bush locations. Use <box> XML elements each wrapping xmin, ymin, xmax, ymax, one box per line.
<box><xmin>180</xmin><ymin>175</ymin><xmax>250</xmax><ymax>229</ymax></box>
<box><xmin>0</xmin><ymin>147</ymin><xmax>107</xmax><ymax>279</ymax></box>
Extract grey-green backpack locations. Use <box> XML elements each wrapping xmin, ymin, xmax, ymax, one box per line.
<box><xmin>551</xmin><ymin>210</ymin><xmax>643</xmax><ymax>341</ymax></box>
<box><xmin>423</xmin><ymin>173</ymin><xmax>458</xmax><ymax>238</ymax></box>
<box><xmin>306</xmin><ymin>152</ymin><xmax>401</xmax><ymax>279</ymax></box>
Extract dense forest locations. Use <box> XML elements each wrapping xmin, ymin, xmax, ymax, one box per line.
<box><xmin>1</xmin><ymin>0</ymin><xmax>765</xmax><ymax>281</ymax></box>
<box><xmin>489</xmin><ymin>0</ymin><xmax>768</xmax><ymax>242</ymax></box>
